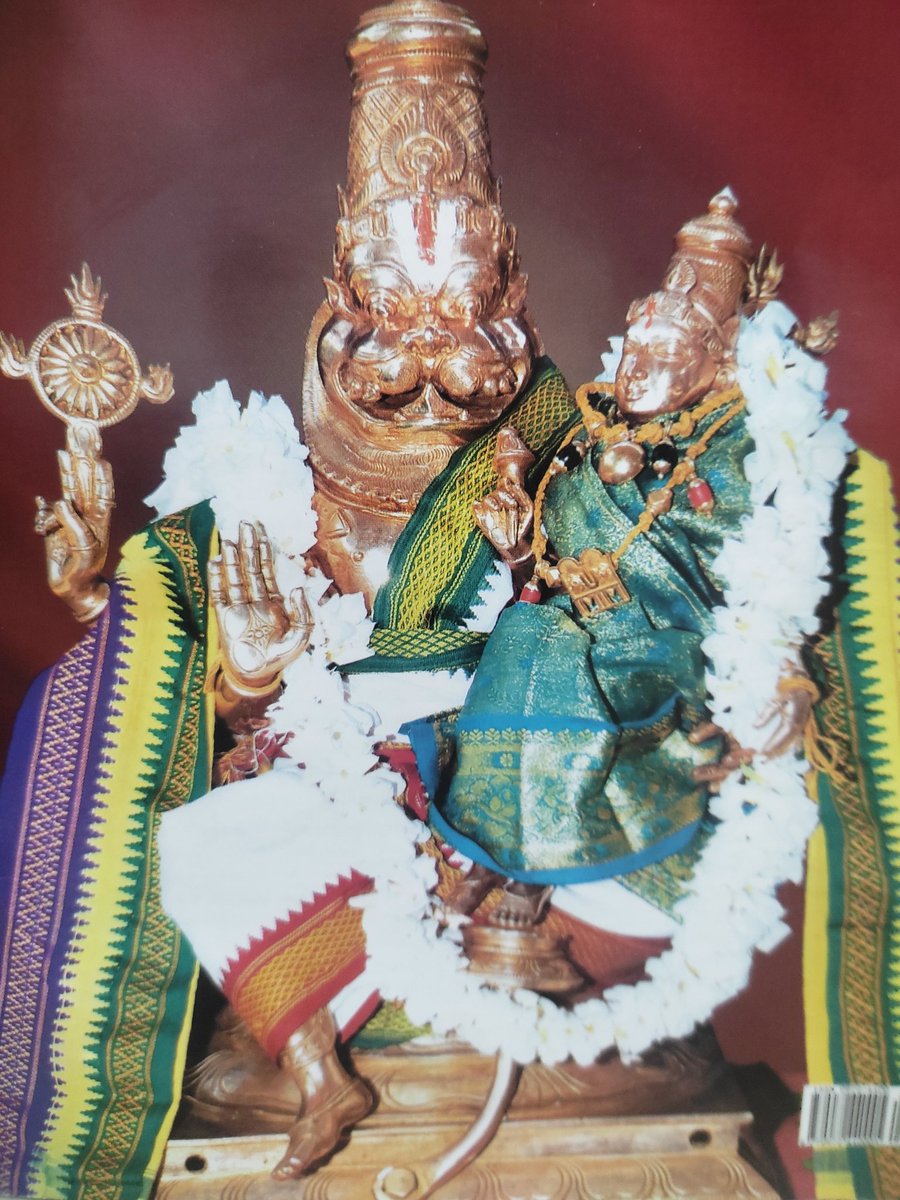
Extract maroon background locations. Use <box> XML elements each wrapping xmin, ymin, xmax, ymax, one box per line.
<box><xmin>1</xmin><ymin>3</ymin><xmax>898</xmax><ymax>1193</ymax></box>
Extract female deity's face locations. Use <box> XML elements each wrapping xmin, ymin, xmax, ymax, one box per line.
<box><xmin>614</xmin><ymin>317</ymin><xmax>718</xmax><ymax>421</ymax></box>
<box><xmin>317</xmin><ymin>197</ymin><xmax>535</xmax><ymax>430</ymax></box>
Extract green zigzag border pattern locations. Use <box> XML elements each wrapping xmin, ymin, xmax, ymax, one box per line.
<box><xmin>33</xmin><ymin>505</ymin><xmax>213</xmax><ymax>1200</ymax></box>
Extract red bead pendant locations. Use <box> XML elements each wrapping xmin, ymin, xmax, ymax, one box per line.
<box><xmin>687</xmin><ymin>477</ymin><xmax>715</xmax><ymax>514</ymax></box>
<box><xmin>519</xmin><ymin>578</ymin><xmax>542</xmax><ymax>603</ymax></box>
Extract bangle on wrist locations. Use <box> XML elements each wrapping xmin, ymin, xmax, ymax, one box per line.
<box><xmin>777</xmin><ymin>674</ymin><xmax>820</xmax><ymax>702</ymax></box>
<box><xmin>217</xmin><ymin>667</ymin><xmax>284</xmax><ymax>701</ymax></box>
<box><xmin>72</xmin><ymin>581</ymin><xmax>110</xmax><ymax>624</ymax></box>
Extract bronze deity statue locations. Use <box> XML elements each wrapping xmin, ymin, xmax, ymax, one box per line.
<box><xmin>0</xmin><ymin>6</ymin><xmax>803</xmax><ymax>1200</ymax></box>
<box><xmin>179</xmin><ymin>0</ymin><xmax>554</xmax><ymax>1186</ymax></box>
<box><xmin>170</xmin><ymin>182</ymin><xmax>798</xmax><ymax>1196</ymax></box>
<box><xmin>302</xmin><ymin>0</ymin><xmax>540</xmax><ymax>601</ymax></box>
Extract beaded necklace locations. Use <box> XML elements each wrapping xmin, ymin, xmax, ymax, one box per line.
<box><xmin>522</xmin><ymin>381</ymin><xmax>746</xmax><ymax>613</ymax></box>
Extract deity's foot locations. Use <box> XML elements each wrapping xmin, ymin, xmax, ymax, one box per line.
<box><xmin>444</xmin><ymin>863</ymin><xmax>505</xmax><ymax>916</ymax></box>
<box><xmin>272</xmin><ymin>1007</ymin><xmax>374</xmax><ymax>1181</ymax></box>
<box><xmin>489</xmin><ymin>880</ymin><xmax>553</xmax><ymax>928</ymax></box>
<box><xmin>271</xmin><ymin>1076</ymin><xmax>373</xmax><ymax>1180</ymax></box>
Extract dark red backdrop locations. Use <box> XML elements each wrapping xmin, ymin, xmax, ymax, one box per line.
<box><xmin>2</xmin><ymin>3</ymin><xmax>898</xmax><ymax>1192</ymax></box>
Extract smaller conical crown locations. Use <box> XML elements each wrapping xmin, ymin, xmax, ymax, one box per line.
<box><xmin>675</xmin><ymin>187</ymin><xmax>752</xmax><ymax>263</ymax></box>
<box><xmin>664</xmin><ymin>188</ymin><xmax>753</xmax><ymax>335</ymax></box>
<box><xmin>625</xmin><ymin>190</ymin><xmax>755</xmax><ymax>357</ymax></box>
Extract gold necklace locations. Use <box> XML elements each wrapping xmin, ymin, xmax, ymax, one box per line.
<box><xmin>520</xmin><ymin>382</ymin><xmax>746</xmax><ymax>614</ymax></box>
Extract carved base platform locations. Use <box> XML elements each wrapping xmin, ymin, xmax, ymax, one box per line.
<box><xmin>159</xmin><ymin>1112</ymin><xmax>775</xmax><ymax>1198</ymax></box>
<box><xmin>161</xmin><ymin>1035</ymin><xmax>779</xmax><ymax>1199</ymax></box>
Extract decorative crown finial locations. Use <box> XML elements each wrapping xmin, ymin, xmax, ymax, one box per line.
<box><xmin>64</xmin><ymin>263</ymin><xmax>108</xmax><ymax>322</ymax></box>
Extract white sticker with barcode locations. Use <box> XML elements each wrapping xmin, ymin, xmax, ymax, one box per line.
<box><xmin>800</xmin><ymin>1085</ymin><xmax>900</xmax><ymax>1146</ymax></box>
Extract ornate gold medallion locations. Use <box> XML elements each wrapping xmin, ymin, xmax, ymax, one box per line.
<box><xmin>556</xmin><ymin>549</ymin><xmax>630</xmax><ymax>616</ymax></box>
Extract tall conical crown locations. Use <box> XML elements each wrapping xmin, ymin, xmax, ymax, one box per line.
<box><xmin>341</xmin><ymin>0</ymin><xmax>497</xmax><ymax>218</ymax></box>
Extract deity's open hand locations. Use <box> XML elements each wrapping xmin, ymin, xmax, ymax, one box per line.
<box><xmin>34</xmin><ymin>428</ymin><xmax>113</xmax><ymax>623</ymax></box>
<box><xmin>472</xmin><ymin>482</ymin><xmax>534</xmax><ymax>566</ymax></box>
<box><xmin>209</xmin><ymin>521</ymin><xmax>313</xmax><ymax>696</ymax></box>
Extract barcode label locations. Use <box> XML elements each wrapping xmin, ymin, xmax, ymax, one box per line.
<box><xmin>800</xmin><ymin>1085</ymin><xmax>900</xmax><ymax>1146</ymax></box>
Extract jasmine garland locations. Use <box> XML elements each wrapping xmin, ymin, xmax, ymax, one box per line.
<box><xmin>150</xmin><ymin>301</ymin><xmax>851</xmax><ymax>1065</ymax></box>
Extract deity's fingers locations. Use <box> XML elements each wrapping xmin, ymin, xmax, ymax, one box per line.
<box><xmin>760</xmin><ymin>691</ymin><xmax>812</xmax><ymax>759</ymax></box>
<box><xmin>256</xmin><ymin>524</ymin><xmax>285</xmax><ymax>604</ymax></box>
<box><xmin>289</xmin><ymin>587</ymin><xmax>313</xmax><ymax>634</ymax></box>
<box><xmin>488</xmin><ymin>498</ymin><xmax>507</xmax><ymax>530</ymax></box>
<box><xmin>472</xmin><ymin>498</ymin><xmax>493</xmax><ymax>528</ymax></box>
<box><xmin>687</xmin><ymin>720</ymin><xmax>721</xmax><ymax>746</ymax></box>
<box><xmin>207</xmin><ymin>556</ymin><xmax>227</xmax><ymax>607</ymax></box>
<box><xmin>753</xmin><ymin>699</ymin><xmax>779</xmax><ymax>729</ymax></box>
<box><xmin>720</xmin><ymin>743</ymin><xmax>754</xmax><ymax>770</ymax></box>
<box><xmin>52</xmin><ymin>499</ymin><xmax>96</xmax><ymax>551</ymax></box>
<box><xmin>691</xmin><ymin>761</ymin><xmax>732</xmax><ymax>785</ymax></box>
<box><xmin>220</xmin><ymin>539</ymin><xmax>249</xmax><ymax>605</ymax></box>
<box><xmin>57</xmin><ymin>449</ymin><xmax>77</xmax><ymax>505</ymax></box>
<box><xmin>503</xmin><ymin>483</ymin><xmax>533</xmax><ymax>530</ymax></box>
<box><xmin>88</xmin><ymin>458</ymin><xmax>115</xmax><ymax>521</ymax></box>
<box><xmin>239</xmin><ymin>521</ymin><xmax>267</xmax><ymax>603</ymax></box>
<box><xmin>281</xmin><ymin>588</ymin><xmax>314</xmax><ymax>658</ymax></box>
<box><xmin>691</xmin><ymin>737</ymin><xmax>753</xmax><ymax>788</ymax></box>
<box><xmin>761</xmin><ymin>730</ymin><xmax>795</xmax><ymax>760</ymax></box>
<box><xmin>35</xmin><ymin>495</ymin><xmax>60</xmax><ymax>536</ymax></box>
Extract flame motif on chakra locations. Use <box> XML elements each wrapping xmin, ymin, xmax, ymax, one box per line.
<box><xmin>38</xmin><ymin>323</ymin><xmax>136</xmax><ymax>421</ymax></box>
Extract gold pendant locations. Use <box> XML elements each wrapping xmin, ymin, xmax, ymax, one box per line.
<box><xmin>557</xmin><ymin>549</ymin><xmax>630</xmax><ymax>616</ymax></box>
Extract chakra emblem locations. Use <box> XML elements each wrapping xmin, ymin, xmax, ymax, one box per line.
<box><xmin>0</xmin><ymin>264</ymin><xmax>173</xmax><ymax>430</ymax></box>
<box><xmin>37</xmin><ymin>322</ymin><xmax>138</xmax><ymax>424</ymax></box>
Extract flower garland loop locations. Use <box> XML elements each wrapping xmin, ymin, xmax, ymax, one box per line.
<box><xmin>150</xmin><ymin>301</ymin><xmax>852</xmax><ymax>1066</ymax></box>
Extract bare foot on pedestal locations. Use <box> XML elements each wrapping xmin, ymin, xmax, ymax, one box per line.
<box><xmin>272</xmin><ymin>1076</ymin><xmax>373</xmax><ymax>1180</ymax></box>
<box><xmin>489</xmin><ymin>881</ymin><xmax>553</xmax><ymax>928</ymax></box>
<box><xmin>271</xmin><ymin>1007</ymin><xmax>374</xmax><ymax>1181</ymax></box>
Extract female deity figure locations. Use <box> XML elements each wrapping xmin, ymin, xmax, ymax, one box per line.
<box><xmin>414</xmin><ymin>187</ymin><xmax>812</xmax><ymax>896</ymax></box>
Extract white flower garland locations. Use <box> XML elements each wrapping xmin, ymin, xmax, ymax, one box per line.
<box><xmin>150</xmin><ymin>301</ymin><xmax>852</xmax><ymax>1065</ymax></box>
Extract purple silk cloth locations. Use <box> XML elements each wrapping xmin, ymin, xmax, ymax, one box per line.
<box><xmin>0</xmin><ymin>593</ymin><xmax>124</xmax><ymax>1194</ymax></box>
